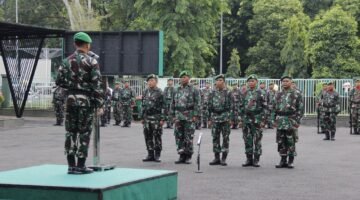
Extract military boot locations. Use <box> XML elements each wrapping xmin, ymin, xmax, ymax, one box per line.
<box><xmin>113</xmin><ymin>121</ymin><xmax>120</xmax><ymax>126</ymax></box>
<box><xmin>323</xmin><ymin>131</ymin><xmax>330</xmax><ymax>140</ymax></box>
<box><xmin>330</xmin><ymin>131</ymin><xmax>336</xmax><ymax>141</ymax></box>
<box><xmin>67</xmin><ymin>155</ymin><xmax>76</xmax><ymax>174</ymax></box>
<box><xmin>202</xmin><ymin>122</ymin><xmax>207</xmax><ymax>128</ymax></box>
<box><xmin>220</xmin><ymin>152</ymin><xmax>228</xmax><ymax>166</ymax></box>
<box><xmin>76</xmin><ymin>158</ymin><xmax>93</xmax><ymax>174</ymax></box>
<box><xmin>209</xmin><ymin>153</ymin><xmax>221</xmax><ymax>165</ymax></box>
<box><xmin>253</xmin><ymin>155</ymin><xmax>260</xmax><ymax>167</ymax></box>
<box><xmin>154</xmin><ymin>151</ymin><xmax>161</xmax><ymax>162</ymax></box>
<box><xmin>275</xmin><ymin>156</ymin><xmax>288</xmax><ymax>168</ymax></box>
<box><xmin>184</xmin><ymin>154</ymin><xmax>192</xmax><ymax>164</ymax></box>
<box><xmin>242</xmin><ymin>154</ymin><xmax>253</xmax><ymax>167</ymax></box>
<box><xmin>142</xmin><ymin>150</ymin><xmax>155</xmax><ymax>162</ymax></box>
<box><xmin>287</xmin><ymin>156</ymin><xmax>295</xmax><ymax>168</ymax></box>
<box><xmin>174</xmin><ymin>154</ymin><xmax>186</xmax><ymax>164</ymax></box>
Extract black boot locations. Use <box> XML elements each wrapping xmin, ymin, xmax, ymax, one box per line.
<box><xmin>142</xmin><ymin>150</ymin><xmax>155</xmax><ymax>162</ymax></box>
<box><xmin>209</xmin><ymin>153</ymin><xmax>221</xmax><ymax>165</ymax></box>
<box><xmin>287</xmin><ymin>156</ymin><xmax>295</xmax><ymax>168</ymax></box>
<box><xmin>275</xmin><ymin>156</ymin><xmax>288</xmax><ymax>168</ymax></box>
<box><xmin>154</xmin><ymin>151</ymin><xmax>161</xmax><ymax>162</ymax></box>
<box><xmin>253</xmin><ymin>155</ymin><xmax>260</xmax><ymax>167</ymax></box>
<box><xmin>220</xmin><ymin>152</ymin><xmax>228</xmax><ymax>166</ymax></box>
<box><xmin>175</xmin><ymin>154</ymin><xmax>186</xmax><ymax>164</ymax></box>
<box><xmin>323</xmin><ymin>131</ymin><xmax>330</xmax><ymax>140</ymax></box>
<box><xmin>76</xmin><ymin>158</ymin><xmax>93</xmax><ymax>174</ymax></box>
<box><xmin>184</xmin><ymin>154</ymin><xmax>192</xmax><ymax>164</ymax></box>
<box><xmin>330</xmin><ymin>131</ymin><xmax>335</xmax><ymax>141</ymax></box>
<box><xmin>202</xmin><ymin>122</ymin><xmax>207</xmax><ymax>128</ymax></box>
<box><xmin>113</xmin><ymin>121</ymin><xmax>120</xmax><ymax>126</ymax></box>
<box><xmin>242</xmin><ymin>154</ymin><xmax>253</xmax><ymax>167</ymax></box>
<box><xmin>67</xmin><ymin>155</ymin><xmax>76</xmax><ymax>174</ymax></box>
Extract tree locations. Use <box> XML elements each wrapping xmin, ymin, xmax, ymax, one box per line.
<box><xmin>307</xmin><ymin>6</ymin><xmax>360</xmax><ymax>78</ymax></box>
<box><xmin>301</xmin><ymin>0</ymin><xmax>334</xmax><ymax>19</ymax></box>
<box><xmin>100</xmin><ymin>0</ymin><xmax>138</xmax><ymax>31</ymax></box>
<box><xmin>334</xmin><ymin>0</ymin><xmax>360</xmax><ymax>35</ymax></box>
<box><xmin>280</xmin><ymin>15</ymin><xmax>310</xmax><ymax>78</ymax></box>
<box><xmin>246</xmin><ymin>0</ymin><xmax>305</xmax><ymax>78</ymax></box>
<box><xmin>226</xmin><ymin>48</ymin><xmax>241</xmax><ymax>78</ymax></box>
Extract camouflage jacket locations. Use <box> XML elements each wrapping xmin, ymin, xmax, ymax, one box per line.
<box><xmin>207</xmin><ymin>88</ymin><xmax>232</xmax><ymax>123</ymax></box>
<box><xmin>230</xmin><ymin>88</ymin><xmax>242</xmax><ymax>116</ymax></box>
<box><xmin>120</xmin><ymin>87</ymin><xmax>135</xmax><ymax>105</ymax></box>
<box><xmin>104</xmin><ymin>88</ymin><xmax>112</xmax><ymax>108</ymax></box>
<box><xmin>52</xmin><ymin>86</ymin><xmax>66</xmax><ymax>103</ymax></box>
<box><xmin>266</xmin><ymin>90</ymin><xmax>276</xmax><ymax>110</ymax></box>
<box><xmin>349</xmin><ymin>88</ymin><xmax>360</xmax><ymax>109</ymax></box>
<box><xmin>112</xmin><ymin>88</ymin><xmax>122</xmax><ymax>102</ymax></box>
<box><xmin>240</xmin><ymin>89</ymin><xmax>267</xmax><ymax>124</ymax></box>
<box><xmin>164</xmin><ymin>86</ymin><xmax>175</xmax><ymax>103</ymax></box>
<box><xmin>171</xmin><ymin>84</ymin><xmax>201</xmax><ymax>121</ymax></box>
<box><xmin>55</xmin><ymin>50</ymin><xmax>104</xmax><ymax>108</ymax></box>
<box><xmin>141</xmin><ymin>87</ymin><xmax>165</xmax><ymax>121</ymax></box>
<box><xmin>321</xmin><ymin>90</ymin><xmax>340</xmax><ymax>113</ymax></box>
<box><xmin>272</xmin><ymin>88</ymin><xmax>304</xmax><ymax>130</ymax></box>
<box><xmin>201</xmin><ymin>88</ymin><xmax>212</xmax><ymax>108</ymax></box>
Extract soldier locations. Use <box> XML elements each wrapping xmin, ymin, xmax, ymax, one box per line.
<box><xmin>259</xmin><ymin>81</ymin><xmax>266</xmax><ymax>94</ymax></box>
<box><xmin>230</xmin><ymin>82</ymin><xmax>242</xmax><ymax>129</ymax></box>
<box><xmin>316</xmin><ymin>83</ymin><xmax>328</xmax><ymax>133</ymax></box>
<box><xmin>112</xmin><ymin>82</ymin><xmax>122</xmax><ymax>126</ymax></box>
<box><xmin>349</xmin><ymin>78</ymin><xmax>360</xmax><ymax>135</ymax></box>
<box><xmin>52</xmin><ymin>86</ymin><xmax>66</xmax><ymax>126</ymax></box>
<box><xmin>120</xmin><ymin>80</ymin><xmax>135</xmax><ymax>127</ymax></box>
<box><xmin>56</xmin><ymin>32</ymin><xmax>104</xmax><ymax>174</ymax></box>
<box><xmin>208</xmin><ymin>74</ymin><xmax>232</xmax><ymax>166</ymax></box>
<box><xmin>266</xmin><ymin>83</ymin><xmax>276</xmax><ymax>129</ymax></box>
<box><xmin>240</xmin><ymin>74</ymin><xmax>267</xmax><ymax>167</ymax></box>
<box><xmin>164</xmin><ymin>78</ymin><xmax>175</xmax><ymax>128</ymax></box>
<box><xmin>141</xmin><ymin>74</ymin><xmax>166</xmax><ymax>162</ymax></box>
<box><xmin>192</xmin><ymin>80</ymin><xmax>202</xmax><ymax>130</ymax></box>
<box><xmin>171</xmin><ymin>70</ymin><xmax>201</xmax><ymax>164</ymax></box>
<box><xmin>101</xmin><ymin>86</ymin><xmax>112</xmax><ymax>127</ymax></box>
<box><xmin>201</xmin><ymin>81</ymin><xmax>212</xmax><ymax>128</ymax></box>
<box><xmin>240</xmin><ymin>83</ymin><xmax>247</xmax><ymax>95</ymax></box>
<box><xmin>272</xmin><ymin>75</ymin><xmax>304</xmax><ymax>169</ymax></box>
<box><xmin>321</xmin><ymin>81</ymin><xmax>340</xmax><ymax>141</ymax></box>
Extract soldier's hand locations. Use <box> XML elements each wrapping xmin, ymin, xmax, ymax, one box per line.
<box><xmin>159</xmin><ymin>120</ymin><xmax>164</xmax><ymax>126</ymax></box>
<box><xmin>208</xmin><ymin>120</ymin><xmax>212</xmax><ymax>127</ymax></box>
<box><xmin>97</xmin><ymin>108</ymin><xmax>104</xmax><ymax>116</ymax></box>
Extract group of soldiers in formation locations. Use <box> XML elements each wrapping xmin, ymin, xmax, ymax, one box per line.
<box><xmin>54</xmin><ymin>32</ymin><xmax>357</xmax><ymax>175</ymax></box>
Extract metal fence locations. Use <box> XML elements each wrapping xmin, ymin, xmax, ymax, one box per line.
<box><xmin>1</xmin><ymin>78</ymin><xmax>354</xmax><ymax>116</ymax></box>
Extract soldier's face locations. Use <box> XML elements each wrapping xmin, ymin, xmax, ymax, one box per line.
<box><xmin>356</xmin><ymin>81</ymin><xmax>360</xmax><ymax>87</ymax></box>
<box><xmin>147</xmin><ymin>78</ymin><xmax>157</xmax><ymax>88</ymax></box>
<box><xmin>206</xmin><ymin>84</ymin><xmax>210</xmax><ymax>89</ymax></box>
<box><xmin>115</xmin><ymin>84</ymin><xmax>120</xmax><ymax>89</ymax></box>
<box><xmin>232</xmin><ymin>85</ymin><xmax>237</xmax><ymax>90</ymax></box>
<box><xmin>125</xmin><ymin>82</ymin><xmax>129</xmax><ymax>88</ymax></box>
<box><xmin>181</xmin><ymin>76</ymin><xmax>190</xmax><ymax>85</ymax></box>
<box><xmin>328</xmin><ymin>84</ymin><xmax>334</xmax><ymax>90</ymax></box>
<box><xmin>322</xmin><ymin>85</ymin><xmax>327</xmax><ymax>90</ymax></box>
<box><xmin>216</xmin><ymin>78</ymin><xmax>225</xmax><ymax>89</ymax></box>
<box><xmin>269</xmin><ymin>85</ymin><xmax>274</xmax><ymax>90</ymax></box>
<box><xmin>168</xmin><ymin>80</ymin><xmax>173</xmax><ymax>86</ymax></box>
<box><xmin>260</xmin><ymin>84</ymin><xmax>265</xmax><ymax>89</ymax></box>
<box><xmin>247</xmin><ymin>79</ymin><xmax>257</xmax><ymax>89</ymax></box>
<box><xmin>282</xmin><ymin>79</ymin><xmax>291</xmax><ymax>89</ymax></box>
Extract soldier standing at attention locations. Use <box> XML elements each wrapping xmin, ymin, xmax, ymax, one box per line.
<box><xmin>112</xmin><ymin>82</ymin><xmax>122</xmax><ymax>126</ymax></box>
<box><xmin>101</xmin><ymin>86</ymin><xmax>112</xmax><ymax>127</ymax></box>
<box><xmin>141</xmin><ymin>74</ymin><xmax>165</xmax><ymax>162</ymax></box>
<box><xmin>321</xmin><ymin>81</ymin><xmax>340</xmax><ymax>141</ymax></box>
<box><xmin>164</xmin><ymin>78</ymin><xmax>175</xmax><ymax>128</ymax></box>
<box><xmin>266</xmin><ymin>83</ymin><xmax>276</xmax><ymax>129</ymax></box>
<box><xmin>52</xmin><ymin>86</ymin><xmax>66</xmax><ymax>126</ymax></box>
<box><xmin>316</xmin><ymin>83</ymin><xmax>328</xmax><ymax>133</ymax></box>
<box><xmin>230</xmin><ymin>82</ymin><xmax>242</xmax><ymax>129</ymax></box>
<box><xmin>192</xmin><ymin>81</ymin><xmax>202</xmax><ymax>130</ymax></box>
<box><xmin>240</xmin><ymin>74</ymin><xmax>267</xmax><ymax>167</ymax></box>
<box><xmin>201</xmin><ymin>81</ymin><xmax>212</xmax><ymax>128</ymax></box>
<box><xmin>171</xmin><ymin>70</ymin><xmax>201</xmax><ymax>164</ymax></box>
<box><xmin>349</xmin><ymin>78</ymin><xmax>360</xmax><ymax>135</ymax></box>
<box><xmin>272</xmin><ymin>76</ymin><xmax>304</xmax><ymax>168</ymax></box>
<box><xmin>120</xmin><ymin>80</ymin><xmax>135</xmax><ymax>127</ymax></box>
<box><xmin>208</xmin><ymin>74</ymin><xmax>232</xmax><ymax>166</ymax></box>
<box><xmin>56</xmin><ymin>32</ymin><xmax>104</xmax><ymax>174</ymax></box>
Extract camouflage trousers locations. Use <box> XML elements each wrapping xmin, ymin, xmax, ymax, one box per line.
<box><xmin>54</xmin><ymin>101</ymin><xmax>65</xmax><ymax>123</ymax></box>
<box><xmin>121</xmin><ymin>103</ymin><xmax>132</xmax><ymax>124</ymax></box>
<box><xmin>267</xmin><ymin>108</ymin><xmax>274</xmax><ymax>127</ymax></box>
<box><xmin>174</xmin><ymin>120</ymin><xmax>195</xmax><ymax>155</ymax></box>
<box><xmin>276</xmin><ymin>129</ymin><xmax>297</xmax><ymax>157</ymax></box>
<box><xmin>201</xmin><ymin>108</ymin><xmax>209</xmax><ymax>124</ymax></box>
<box><xmin>319</xmin><ymin>110</ymin><xmax>325</xmax><ymax>132</ymax></box>
<box><xmin>65</xmin><ymin>105</ymin><xmax>94</xmax><ymax>158</ymax></box>
<box><xmin>242</xmin><ymin>123</ymin><xmax>263</xmax><ymax>156</ymax></box>
<box><xmin>143</xmin><ymin>120</ymin><xmax>163</xmax><ymax>151</ymax></box>
<box><xmin>230</xmin><ymin>112</ymin><xmax>240</xmax><ymax>126</ymax></box>
<box><xmin>113</xmin><ymin>102</ymin><xmax>122</xmax><ymax>123</ymax></box>
<box><xmin>212</xmin><ymin>121</ymin><xmax>231</xmax><ymax>153</ymax></box>
<box><xmin>165</xmin><ymin>102</ymin><xmax>173</xmax><ymax>127</ymax></box>
<box><xmin>351</xmin><ymin>108</ymin><xmax>360</xmax><ymax>131</ymax></box>
<box><xmin>322</xmin><ymin>112</ymin><xmax>337</xmax><ymax>133</ymax></box>
<box><xmin>101</xmin><ymin>106</ymin><xmax>111</xmax><ymax>125</ymax></box>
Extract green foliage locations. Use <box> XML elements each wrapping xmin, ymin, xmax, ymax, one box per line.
<box><xmin>226</xmin><ymin>48</ymin><xmax>241</xmax><ymax>78</ymax></box>
<box><xmin>301</xmin><ymin>0</ymin><xmax>334</xmax><ymax>18</ymax></box>
<box><xmin>308</xmin><ymin>6</ymin><xmax>360</xmax><ymax>78</ymax></box>
<box><xmin>334</xmin><ymin>0</ymin><xmax>360</xmax><ymax>35</ymax></box>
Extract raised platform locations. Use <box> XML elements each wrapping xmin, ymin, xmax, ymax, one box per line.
<box><xmin>0</xmin><ymin>116</ymin><xmax>24</xmax><ymax>128</ymax></box>
<box><xmin>0</xmin><ymin>164</ymin><xmax>177</xmax><ymax>200</ymax></box>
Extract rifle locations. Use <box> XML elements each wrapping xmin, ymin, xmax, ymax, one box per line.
<box><xmin>195</xmin><ymin>132</ymin><xmax>203</xmax><ymax>173</ymax></box>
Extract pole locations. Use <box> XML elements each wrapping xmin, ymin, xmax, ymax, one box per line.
<box><xmin>220</xmin><ymin>14</ymin><xmax>223</xmax><ymax>74</ymax></box>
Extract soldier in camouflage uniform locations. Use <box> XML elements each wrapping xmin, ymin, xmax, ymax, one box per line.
<box><xmin>208</xmin><ymin>74</ymin><xmax>233</xmax><ymax>166</ymax></box>
<box><xmin>240</xmin><ymin>74</ymin><xmax>267</xmax><ymax>167</ymax></box>
<box><xmin>120</xmin><ymin>80</ymin><xmax>135</xmax><ymax>127</ymax></box>
<box><xmin>52</xmin><ymin>86</ymin><xmax>66</xmax><ymax>126</ymax></box>
<box><xmin>101</xmin><ymin>86</ymin><xmax>112</xmax><ymax>127</ymax></box>
<box><xmin>266</xmin><ymin>83</ymin><xmax>276</xmax><ymax>129</ymax></box>
<box><xmin>192</xmin><ymin>81</ymin><xmax>202</xmax><ymax>130</ymax></box>
<box><xmin>171</xmin><ymin>70</ymin><xmax>201</xmax><ymax>164</ymax></box>
<box><xmin>164</xmin><ymin>78</ymin><xmax>175</xmax><ymax>128</ymax></box>
<box><xmin>349</xmin><ymin>78</ymin><xmax>360</xmax><ymax>135</ymax></box>
<box><xmin>56</xmin><ymin>32</ymin><xmax>104</xmax><ymax>174</ymax></box>
<box><xmin>112</xmin><ymin>82</ymin><xmax>122</xmax><ymax>126</ymax></box>
<box><xmin>141</xmin><ymin>74</ymin><xmax>166</xmax><ymax>162</ymax></box>
<box><xmin>272</xmin><ymin>75</ymin><xmax>304</xmax><ymax>169</ymax></box>
<box><xmin>240</xmin><ymin>83</ymin><xmax>247</xmax><ymax>95</ymax></box>
<box><xmin>201</xmin><ymin>81</ymin><xmax>211</xmax><ymax>128</ymax></box>
<box><xmin>230</xmin><ymin>82</ymin><xmax>242</xmax><ymax>129</ymax></box>
<box><xmin>316</xmin><ymin>83</ymin><xmax>328</xmax><ymax>133</ymax></box>
<box><xmin>321</xmin><ymin>81</ymin><xmax>340</xmax><ymax>141</ymax></box>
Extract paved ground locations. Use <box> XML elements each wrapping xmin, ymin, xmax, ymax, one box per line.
<box><xmin>1</xmin><ymin>117</ymin><xmax>360</xmax><ymax>200</ymax></box>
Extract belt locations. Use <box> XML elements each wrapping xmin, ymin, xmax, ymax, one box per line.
<box><xmin>276</xmin><ymin>111</ymin><xmax>294</xmax><ymax>116</ymax></box>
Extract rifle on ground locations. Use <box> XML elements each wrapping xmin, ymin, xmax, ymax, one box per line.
<box><xmin>195</xmin><ymin>132</ymin><xmax>203</xmax><ymax>173</ymax></box>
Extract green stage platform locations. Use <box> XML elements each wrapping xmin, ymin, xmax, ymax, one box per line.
<box><xmin>0</xmin><ymin>164</ymin><xmax>177</xmax><ymax>200</ymax></box>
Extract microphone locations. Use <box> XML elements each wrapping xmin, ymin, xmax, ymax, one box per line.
<box><xmin>88</xmin><ymin>51</ymin><xmax>100</xmax><ymax>59</ymax></box>
<box><xmin>197</xmin><ymin>132</ymin><xmax>203</xmax><ymax>145</ymax></box>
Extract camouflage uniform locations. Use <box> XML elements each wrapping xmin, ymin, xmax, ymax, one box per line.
<box><xmin>192</xmin><ymin>81</ymin><xmax>202</xmax><ymax>130</ymax></box>
<box><xmin>52</xmin><ymin>86</ymin><xmax>66</xmax><ymax>125</ymax></box>
<box><xmin>142</xmin><ymin>76</ymin><xmax>166</xmax><ymax>162</ymax></box>
<box><xmin>349</xmin><ymin>87</ymin><xmax>360</xmax><ymax>134</ymax></box>
<box><xmin>101</xmin><ymin>88</ymin><xmax>112</xmax><ymax>126</ymax></box>
<box><xmin>321</xmin><ymin>85</ymin><xmax>340</xmax><ymax>140</ymax></box>
<box><xmin>112</xmin><ymin>86</ymin><xmax>122</xmax><ymax>125</ymax></box>
<box><xmin>200</xmin><ymin>86</ymin><xmax>211</xmax><ymax>128</ymax></box>
<box><xmin>164</xmin><ymin>83</ymin><xmax>175</xmax><ymax>128</ymax></box>
<box><xmin>266</xmin><ymin>88</ymin><xmax>276</xmax><ymax>128</ymax></box>
<box><xmin>316</xmin><ymin>88</ymin><xmax>327</xmax><ymax>133</ymax></box>
<box><xmin>230</xmin><ymin>85</ymin><xmax>242</xmax><ymax>129</ymax></box>
<box><xmin>171</xmin><ymin>71</ymin><xmax>201</xmax><ymax>164</ymax></box>
<box><xmin>240</xmin><ymin>75</ymin><xmax>267</xmax><ymax>167</ymax></box>
<box><xmin>56</xmin><ymin>41</ymin><xmax>104</xmax><ymax>173</ymax></box>
<box><xmin>120</xmin><ymin>86</ymin><xmax>135</xmax><ymax>127</ymax></box>
<box><xmin>272</xmin><ymin>77</ymin><xmax>304</xmax><ymax>168</ymax></box>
